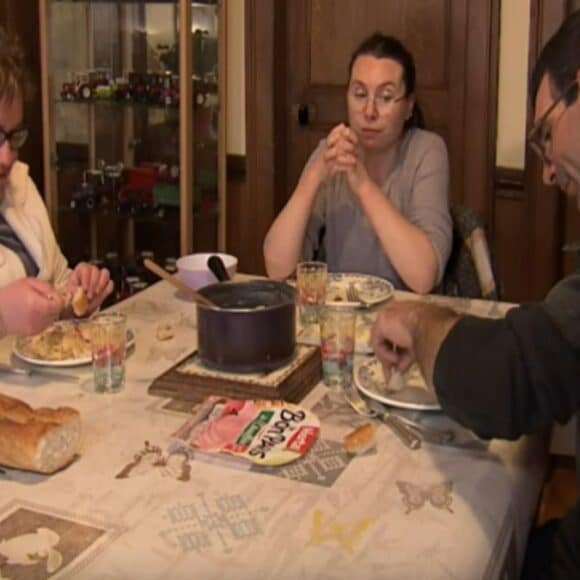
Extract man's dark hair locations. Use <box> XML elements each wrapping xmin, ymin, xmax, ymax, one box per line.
<box><xmin>348</xmin><ymin>32</ymin><xmax>424</xmax><ymax>130</ymax></box>
<box><xmin>530</xmin><ymin>9</ymin><xmax>580</xmax><ymax>104</ymax></box>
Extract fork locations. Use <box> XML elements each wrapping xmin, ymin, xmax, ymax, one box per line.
<box><xmin>343</xmin><ymin>379</ymin><xmax>421</xmax><ymax>449</ymax></box>
<box><xmin>346</xmin><ymin>283</ymin><xmax>370</xmax><ymax>307</ymax></box>
<box><xmin>363</xmin><ymin>396</ymin><xmax>456</xmax><ymax>445</ymax></box>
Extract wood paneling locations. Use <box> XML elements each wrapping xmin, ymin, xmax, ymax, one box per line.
<box><xmin>242</xmin><ymin>0</ymin><xmax>277</xmax><ymax>275</ymax></box>
<box><xmin>494</xmin><ymin>167</ymin><xmax>527</xmax><ymax>301</ymax></box>
<box><xmin>464</xmin><ymin>0</ymin><xmax>500</xmax><ymax>225</ymax></box>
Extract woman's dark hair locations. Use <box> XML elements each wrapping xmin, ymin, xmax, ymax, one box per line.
<box><xmin>348</xmin><ymin>32</ymin><xmax>425</xmax><ymax>130</ymax></box>
<box><xmin>0</xmin><ymin>26</ymin><xmax>31</xmax><ymax>102</ymax></box>
<box><xmin>530</xmin><ymin>9</ymin><xmax>580</xmax><ymax>105</ymax></box>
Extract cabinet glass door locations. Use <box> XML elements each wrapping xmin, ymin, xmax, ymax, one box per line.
<box><xmin>44</xmin><ymin>0</ymin><xmax>221</xmax><ymax>289</ymax></box>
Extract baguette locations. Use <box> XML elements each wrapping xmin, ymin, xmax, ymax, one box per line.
<box><xmin>344</xmin><ymin>422</ymin><xmax>376</xmax><ymax>455</ymax></box>
<box><xmin>0</xmin><ymin>393</ymin><xmax>81</xmax><ymax>473</ymax></box>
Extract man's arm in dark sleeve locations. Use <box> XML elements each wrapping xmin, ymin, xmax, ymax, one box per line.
<box><xmin>433</xmin><ymin>303</ymin><xmax>580</xmax><ymax>439</ymax></box>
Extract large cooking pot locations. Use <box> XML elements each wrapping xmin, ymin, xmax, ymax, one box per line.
<box><xmin>196</xmin><ymin>279</ymin><xmax>296</xmax><ymax>373</ymax></box>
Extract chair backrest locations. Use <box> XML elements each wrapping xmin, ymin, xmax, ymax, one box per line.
<box><xmin>440</xmin><ymin>205</ymin><xmax>499</xmax><ymax>300</ymax></box>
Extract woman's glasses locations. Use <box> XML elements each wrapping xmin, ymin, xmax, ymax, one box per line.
<box><xmin>0</xmin><ymin>127</ymin><xmax>29</xmax><ymax>150</ymax></box>
<box><xmin>348</xmin><ymin>87</ymin><xmax>406</xmax><ymax>115</ymax></box>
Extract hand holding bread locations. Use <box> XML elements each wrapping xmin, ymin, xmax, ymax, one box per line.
<box><xmin>65</xmin><ymin>263</ymin><xmax>114</xmax><ymax>316</ymax></box>
<box><xmin>0</xmin><ymin>279</ymin><xmax>64</xmax><ymax>338</ymax></box>
<box><xmin>0</xmin><ymin>392</ymin><xmax>81</xmax><ymax>473</ymax></box>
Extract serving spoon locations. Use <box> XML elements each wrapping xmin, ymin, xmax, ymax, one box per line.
<box><xmin>143</xmin><ymin>259</ymin><xmax>217</xmax><ymax>308</ymax></box>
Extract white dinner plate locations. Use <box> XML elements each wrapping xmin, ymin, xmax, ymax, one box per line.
<box><xmin>325</xmin><ymin>273</ymin><xmax>394</xmax><ymax>308</ymax></box>
<box><xmin>354</xmin><ymin>356</ymin><xmax>441</xmax><ymax>411</ymax></box>
<box><xmin>13</xmin><ymin>323</ymin><xmax>135</xmax><ymax>368</ymax></box>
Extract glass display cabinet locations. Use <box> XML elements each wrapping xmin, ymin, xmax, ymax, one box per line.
<box><xmin>39</xmin><ymin>0</ymin><xmax>226</xmax><ymax>279</ymax></box>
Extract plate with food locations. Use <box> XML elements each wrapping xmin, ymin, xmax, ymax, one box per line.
<box><xmin>325</xmin><ymin>273</ymin><xmax>394</xmax><ymax>308</ymax></box>
<box><xmin>354</xmin><ymin>356</ymin><xmax>440</xmax><ymax>411</ymax></box>
<box><xmin>13</xmin><ymin>320</ymin><xmax>135</xmax><ymax>367</ymax></box>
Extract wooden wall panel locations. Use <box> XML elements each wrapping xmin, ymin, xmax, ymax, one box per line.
<box><xmin>493</xmin><ymin>168</ymin><xmax>528</xmax><ymax>301</ymax></box>
<box><xmin>463</xmin><ymin>0</ymin><xmax>499</xmax><ymax>225</ymax></box>
<box><xmin>242</xmin><ymin>0</ymin><xmax>276</xmax><ymax>275</ymax></box>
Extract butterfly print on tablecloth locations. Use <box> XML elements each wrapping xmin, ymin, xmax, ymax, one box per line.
<box><xmin>396</xmin><ymin>481</ymin><xmax>454</xmax><ymax>514</ymax></box>
<box><xmin>311</xmin><ymin>392</ymin><xmax>368</xmax><ymax>428</ymax></box>
<box><xmin>116</xmin><ymin>441</ymin><xmax>192</xmax><ymax>482</ymax></box>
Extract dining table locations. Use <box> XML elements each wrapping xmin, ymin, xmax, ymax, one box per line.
<box><xmin>0</xmin><ymin>276</ymin><xmax>549</xmax><ymax>580</ymax></box>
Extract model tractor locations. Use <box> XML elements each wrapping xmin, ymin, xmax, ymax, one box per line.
<box><xmin>117</xmin><ymin>165</ymin><xmax>157</xmax><ymax>213</ymax></box>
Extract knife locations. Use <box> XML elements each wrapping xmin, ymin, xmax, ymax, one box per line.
<box><xmin>0</xmin><ymin>362</ymin><xmax>79</xmax><ymax>383</ymax></box>
<box><xmin>364</xmin><ymin>396</ymin><xmax>455</xmax><ymax>445</ymax></box>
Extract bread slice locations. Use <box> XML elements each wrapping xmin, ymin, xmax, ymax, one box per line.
<box><xmin>0</xmin><ymin>393</ymin><xmax>81</xmax><ymax>473</ymax></box>
<box><xmin>344</xmin><ymin>422</ymin><xmax>376</xmax><ymax>455</ymax></box>
<box><xmin>72</xmin><ymin>287</ymin><xmax>89</xmax><ymax>317</ymax></box>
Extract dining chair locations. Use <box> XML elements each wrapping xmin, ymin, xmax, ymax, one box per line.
<box><xmin>440</xmin><ymin>205</ymin><xmax>499</xmax><ymax>300</ymax></box>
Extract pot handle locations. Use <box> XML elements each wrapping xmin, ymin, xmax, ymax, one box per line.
<box><xmin>207</xmin><ymin>255</ymin><xmax>230</xmax><ymax>282</ymax></box>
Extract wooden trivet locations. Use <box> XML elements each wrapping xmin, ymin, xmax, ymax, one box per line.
<box><xmin>148</xmin><ymin>345</ymin><xmax>321</xmax><ymax>403</ymax></box>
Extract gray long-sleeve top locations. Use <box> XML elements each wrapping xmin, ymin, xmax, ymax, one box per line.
<box><xmin>302</xmin><ymin>128</ymin><xmax>452</xmax><ymax>290</ymax></box>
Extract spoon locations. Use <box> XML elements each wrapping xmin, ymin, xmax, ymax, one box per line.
<box><xmin>207</xmin><ymin>254</ymin><xmax>231</xmax><ymax>282</ymax></box>
<box><xmin>143</xmin><ymin>259</ymin><xmax>217</xmax><ymax>308</ymax></box>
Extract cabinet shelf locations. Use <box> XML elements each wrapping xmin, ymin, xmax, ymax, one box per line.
<box><xmin>56</xmin><ymin>98</ymin><xmax>182</xmax><ymax>113</ymax></box>
<box><xmin>54</xmin><ymin>1</ymin><xmax>216</xmax><ymax>6</ymax></box>
<box><xmin>58</xmin><ymin>204</ymin><xmax>218</xmax><ymax>223</ymax></box>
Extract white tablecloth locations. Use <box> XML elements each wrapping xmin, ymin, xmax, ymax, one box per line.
<box><xmin>0</xmin><ymin>281</ymin><xmax>548</xmax><ymax>579</ymax></box>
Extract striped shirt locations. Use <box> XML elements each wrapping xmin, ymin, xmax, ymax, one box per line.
<box><xmin>0</xmin><ymin>212</ymin><xmax>39</xmax><ymax>277</ymax></box>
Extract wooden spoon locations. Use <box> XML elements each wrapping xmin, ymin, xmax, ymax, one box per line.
<box><xmin>143</xmin><ymin>259</ymin><xmax>217</xmax><ymax>308</ymax></box>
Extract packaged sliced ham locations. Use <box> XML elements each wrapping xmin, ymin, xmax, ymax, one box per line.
<box><xmin>172</xmin><ymin>397</ymin><xmax>319</xmax><ymax>467</ymax></box>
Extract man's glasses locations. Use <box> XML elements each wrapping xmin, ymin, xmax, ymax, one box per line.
<box><xmin>348</xmin><ymin>87</ymin><xmax>406</xmax><ymax>115</ymax></box>
<box><xmin>0</xmin><ymin>127</ymin><xmax>29</xmax><ymax>150</ymax></box>
<box><xmin>527</xmin><ymin>79</ymin><xmax>578</xmax><ymax>161</ymax></box>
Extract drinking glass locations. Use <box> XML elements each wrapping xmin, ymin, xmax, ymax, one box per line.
<box><xmin>319</xmin><ymin>305</ymin><xmax>356</xmax><ymax>389</ymax></box>
<box><xmin>90</xmin><ymin>312</ymin><xmax>127</xmax><ymax>393</ymax></box>
<box><xmin>296</xmin><ymin>261</ymin><xmax>327</xmax><ymax>324</ymax></box>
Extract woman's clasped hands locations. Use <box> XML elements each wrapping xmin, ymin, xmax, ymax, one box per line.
<box><xmin>320</xmin><ymin>123</ymin><xmax>371</xmax><ymax>192</ymax></box>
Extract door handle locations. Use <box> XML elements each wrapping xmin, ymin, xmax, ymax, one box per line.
<box><xmin>292</xmin><ymin>103</ymin><xmax>317</xmax><ymax>126</ymax></box>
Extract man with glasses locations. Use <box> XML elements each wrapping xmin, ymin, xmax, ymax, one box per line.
<box><xmin>0</xmin><ymin>26</ymin><xmax>113</xmax><ymax>335</ymax></box>
<box><xmin>371</xmin><ymin>10</ymin><xmax>580</xmax><ymax>579</ymax></box>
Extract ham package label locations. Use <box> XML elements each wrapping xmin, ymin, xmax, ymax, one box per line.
<box><xmin>172</xmin><ymin>397</ymin><xmax>319</xmax><ymax>467</ymax></box>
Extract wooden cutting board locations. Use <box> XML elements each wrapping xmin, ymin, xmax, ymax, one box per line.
<box><xmin>148</xmin><ymin>345</ymin><xmax>321</xmax><ymax>403</ymax></box>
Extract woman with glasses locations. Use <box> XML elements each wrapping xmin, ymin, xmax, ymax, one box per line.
<box><xmin>0</xmin><ymin>27</ymin><xmax>112</xmax><ymax>336</ymax></box>
<box><xmin>264</xmin><ymin>33</ymin><xmax>452</xmax><ymax>294</ymax></box>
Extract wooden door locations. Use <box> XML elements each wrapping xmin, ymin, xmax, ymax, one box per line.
<box><xmin>280</xmin><ymin>0</ymin><xmax>498</xmax><ymax>219</ymax></box>
<box><xmin>243</xmin><ymin>0</ymin><xmax>498</xmax><ymax>276</ymax></box>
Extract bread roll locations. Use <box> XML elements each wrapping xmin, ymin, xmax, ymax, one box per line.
<box><xmin>0</xmin><ymin>393</ymin><xmax>81</xmax><ymax>473</ymax></box>
<box><xmin>72</xmin><ymin>287</ymin><xmax>88</xmax><ymax>318</ymax></box>
<box><xmin>344</xmin><ymin>422</ymin><xmax>376</xmax><ymax>455</ymax></box>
